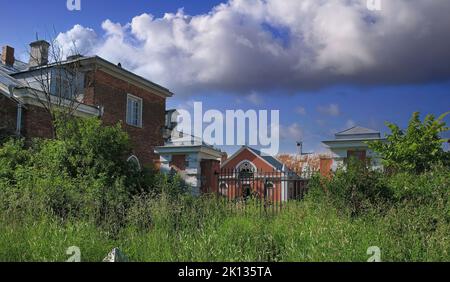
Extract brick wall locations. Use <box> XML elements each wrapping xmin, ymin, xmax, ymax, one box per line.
<box><xmin>170</xmin><ymin>154</ymin><xmax>187</xmax><ymax>170</ymax></box>
<box><xmin>22</xmin><ymin>104</ymin><xmax>53</xmax><ymax>139</ymax></box>
<box><xmin>320</xmin><ymin>158</ymin><xmax>333</xmax><ymax>178</ymax></box>
<box><xmin>200</xmin><ymin>159</ymin><xmax>221</xmax><ymax>194</ymax></box>
<box><xmin>221</xmin><ymin>148</ymin><xmax>275</xmax><ymax>172</ymax></box>
<box><xmin>1</xmin><ymin>66</ymin><xmax>167</xmax><ymax>167</ymax></box>
<box><xmin>0</xmin><ymin>96</ymin><xmax>17</xmax><ymax>137</ymax></box>
<box><xmin>89</xmin><ymin>70</ymin><xmax>166</xmax><ymax>166</ymax></box>
<box><xmin>220</xmin><ymin>148</ymin><xmax>282</xmax><ymax>201</ymax></box>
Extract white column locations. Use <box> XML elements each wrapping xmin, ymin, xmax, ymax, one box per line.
<box><xmin>159</xmin><ymin>154</ymin><xmax>172</xmax><ymax>174</ymax></box>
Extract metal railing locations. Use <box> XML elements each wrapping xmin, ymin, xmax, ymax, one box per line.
<box><xmin>210</xmin><ymin>168</ymin><xmax>313</xmax><ymax>215</ymax></box>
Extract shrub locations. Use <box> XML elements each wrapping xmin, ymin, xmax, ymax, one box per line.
<box><xmin>369</xmin><ymin>112</ymin><xmax>449</xmax><ymax>174</ymax></box>
<box><xmin>308</xmin><ymin>160</ymin><xmax>393</xmax><ymax>216</ymax></box>
<box><xmin>0</xmin><ymin>116</ymin><xmax>157</xmax><ymax>228</ymax></box>
<box><xmin>387</xmin><ymin>165</ymin><xmax>449</xmax><ymax>206</ymax></box>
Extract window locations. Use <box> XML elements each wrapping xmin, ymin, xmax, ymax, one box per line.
<box><xmin>127</xmin><ymin>155</ymin><xmax>141</xmax><ymax>170</ymax></box>
<box><xmin>347</xmin><ymin>150</ymin><xmax>367</xmax><ymax>161</ymax></box>
<box><xmin>52</xmin><ymin>68</ymin><xmax>85</xmax><ymax>100</ymax></box>
<box><xmin>126</xmin><ymin>94</ymin><xmax>143</xmax><ymax>127</ymax></box>
<box><xmin>237</xmin><ymin>161</ymin><xmax>255</xmax><ymax>179</ymax></box>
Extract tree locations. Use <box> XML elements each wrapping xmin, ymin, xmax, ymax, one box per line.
<box><xmin>22</xmin><ymin>36</ymin><xmax>86</xmax><ymax>138</ymax></box>
<box><xmin>369</xmin><ymin>112</ymin><xmax>450</xmax><ymax>174</ymax></box>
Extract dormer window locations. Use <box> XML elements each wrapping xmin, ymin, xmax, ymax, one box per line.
<box><xmin>126</xmin><ymin>94</ymin><xmax>143</xmax><ymax>127</ymax></box>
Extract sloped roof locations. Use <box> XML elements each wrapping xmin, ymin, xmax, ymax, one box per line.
<box><xmin>0</xmin><ymin>69</ymin><xmax>21</xmax><ymax>87</ymax></box>
<box><xmin>322</xmin><ymin>125</ymin><xmax>382</xmax><ymax>146</ymax></box>
<box><xmin>336</xmin><ymin>126</ymin><xmax>380</xmax><ymax>136</ymax></box>
<box><xmin>8</xmin><ymin>55</ymin><xmax>173</xmax><ymax>98</ymax></box>
<box><xmin>0</xmin><ymin>55</ymin><xmax>28</xmax><ymax>74</ymax></box>
<box><xmin>0</xmin><ymin>68</ymin><xmax>24</xmax><ymax>99</ymax></box>
<box><xmin>246</xmin><ymin>146</ymin><xmax>284</xmax><ymax>171</ymax></box>
<box><xmin>335</xmin><ymin>126</ymin><xmax>380</xmax><ymax>136</ymax></box>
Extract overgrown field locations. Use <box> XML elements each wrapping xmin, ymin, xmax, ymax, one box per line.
<box><xmin>0</xmin><ymin>168</ymin><xmax>448</xmax><ymax>262</ymax></box>
<box><xmin>0</xmin><ymin>116</ymin><xmax>449</xmax><ymax>262</ymax></box>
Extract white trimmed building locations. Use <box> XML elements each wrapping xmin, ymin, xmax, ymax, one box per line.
<box><xmin>322</xmin><ymin>126</ymin><xmax>384</xmax><ymax>171</ymax></box>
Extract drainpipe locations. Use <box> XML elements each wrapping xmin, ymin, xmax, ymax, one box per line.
<box><xmin>8</xmin><ymin>85</ymin><xmax>23</xmax><ymax>136</ymax></box>
<box><xmin>16</xmin><ymin>103</ymin><xmax>23</xmax><ymax>136</ymax></box>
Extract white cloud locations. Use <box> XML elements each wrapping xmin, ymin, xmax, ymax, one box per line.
<box><xmin>280</xmin><ymin>123</ymin><xmax>303</xmax><ymax>141</ymax></box>
<box><xmin>317</xmin><ymin>103</ymin><xmax>340</xmax><ymax>117</ymax></box>
<box><xmin>56</xmin><ymin>0</ymin><xmax>450</xmax><ymax>96</ymax></box>
<box><xmin>55</xmin><ymin>24</ymin><xmax>97</xmax><ymax>56</ymax></box>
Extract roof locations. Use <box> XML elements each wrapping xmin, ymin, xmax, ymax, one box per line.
<box><xmin>322</xmin><ymin>125</ymin><xmax>382</xmax><ymax>147</ymax></box>
<box><xmin>79</xmin><ymin>56</ymin><xmax>173</xmax><ymax>97</ymax></box>
<box><xmin>246</xmin><ymin>147</ymin><xmax>285</xmax><ymax>171</ymax></box>
<box><xmin>0</xmin><ymin>55</ymin><xmax>28</xmax><ymax>74</ymax></box>
<box><xmin>222</xmin><ymin>146</ymin><xmax>285</xmax><ymax>171</ymax></box>
<box><xmin>166</xmin><ymin>132</ymin><xmax>222</xmax><ymax>149</ymax></box>
<box><xmin>155</xmin><ymin>133</ymin><xmax>223</xmax><ymax>159</ymax></box>
<box><xmin>1</xmin><ymin>52</ymin><xmax>173</xmax><ymax>98</ymax></box>
<box><xmin>335</xmin><ymin>126</ymin><xmax>380</xmax><ymax>136</ymax></box>
<box><xmin>0</xmin><ymin>68</ymin><xmax>24</xmax><ymax>99</ymax></box>
<box><xmin>0</xmin><ymin>69</ymin><xmax>20</xmax><ymax>88</ymax></box>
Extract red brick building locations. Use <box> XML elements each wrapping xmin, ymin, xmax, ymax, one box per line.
<box><xmin>1</xmin><ymin>41</ymin><xmax>173</xmax><ymax>166</ymax></box>
<box><xmin>220</xmin><ymin>146</ymin><xmax>289</xmax><ymax>202</ymax></box>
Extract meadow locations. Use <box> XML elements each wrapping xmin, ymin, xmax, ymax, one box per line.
<box><xmin>0</xmin><ymin>115</ymin><xmax>448</xmax><ymax>262</ymax></box>
<box><xmin>0</xmin><ymin>168</ymin><xmax>448</xmax><ymax>262</ymax></box>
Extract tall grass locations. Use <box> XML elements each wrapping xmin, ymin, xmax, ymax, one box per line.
<box><xmin>1</xmin><ymin>119</ymin><xmax>448</xmax><ymax>262</ymax></box>
<box><xmin>1</xmin><ymin>193</ymin><xmax>448</xmax><ymax>262</ymax></box>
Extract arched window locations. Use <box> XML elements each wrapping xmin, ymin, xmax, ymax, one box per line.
<box><xmin>237</xmin><ymin>161</ymin><xmax>255</xmax><ymax>179</ymax></box>
<box><xmin>127</xmin><ymin>155</ymin><xmax>141</xmax><ymax>170</ymax></box>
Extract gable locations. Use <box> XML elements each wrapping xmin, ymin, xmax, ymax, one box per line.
<box><xmin>221</xmin><ymin>147</ymin><xmax>282</xmax><ymax>172</ymax></box>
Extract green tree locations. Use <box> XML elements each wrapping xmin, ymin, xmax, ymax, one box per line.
<box><xmin>369</xmin><ymin>112</ymin><xmax>449</xmax><ymax>173</ymax></box>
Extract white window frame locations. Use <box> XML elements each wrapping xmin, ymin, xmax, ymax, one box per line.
<box><xmin>127</xmin><ymin>155</ymin><xmax>141</xmax><ymax>170</ymax></box>
<box><xmin>126</xmin><ymin>94</ymin><xmax>143</xmax><ymax>128</ymax></box>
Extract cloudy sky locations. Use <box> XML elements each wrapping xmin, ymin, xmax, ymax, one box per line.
<box><xmin>1</xmin><ymin>0</ymin><xmax>449</xmax><ymax>154</ymax></box>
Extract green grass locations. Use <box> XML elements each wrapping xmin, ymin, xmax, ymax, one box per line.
<box><xmin>1</xmin><ymin>198</ymin><xmax>448</xmax><ymax>262</ymax></box>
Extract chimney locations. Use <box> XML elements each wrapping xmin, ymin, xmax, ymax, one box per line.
<box><xmin>1</xmin><ymin>46</ymin><xmax>15</xmax><ymax>66</ymax></box>
<box><xmin>29</xmin><ymin>40</ymin><xmax>50</xmax><ymax>67</ymax></box>
<box><xmin>221</xmin><ymin>152</ymin><xmax>228</xmax><ymax>164</ymax></box>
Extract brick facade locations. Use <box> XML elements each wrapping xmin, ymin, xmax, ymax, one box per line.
<box><xmin>221</xmin><ymin>147</ymin><xmax>283</xmax><ymax>202</ymax></box>
<box><xmin>221</xmin><ymin>148</ymin><xmax>275</xmax><ymax>172</ymax></box>
<box><xmin>200</xmin><ymin>159</ymin><xmax>221</xmax><ymax>194</ymax></box>
<box><xmin>85</xmin><ymin>69</ymin><xmax>166</xmax><ymax>166</ymax></box>
<box><xmin>0</xmin><ymin>95</ymin><xmax>17</xmax><ymax>137</ymax></box>
<box><xmin>170</xmin><ymin>154</ymin><xmax>187</xmax><ymax>171</ymax></box>
<box><xmin>2</xmin><ymin>57</ymin><xmax>168</xmax><ymax>167</ymax></box>
<box><xmin>22</xmin><ymin>104</ymin><xmax>54</xmax><ymax>139</ymax></box>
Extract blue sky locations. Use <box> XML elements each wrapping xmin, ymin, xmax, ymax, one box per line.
<box><xmin>0</xmin><ymin>0</ymin><xmax>224</xmax><ymax>57</ymax></box>
<box><xmin>1</xmin><ymin>0</ymin><xmax>449</xmax><ymax>155</ymax></box>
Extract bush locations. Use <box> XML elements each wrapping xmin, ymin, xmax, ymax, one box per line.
<box><xmin>308</xmin><ymin>160</ymin><xmax>393</xmax><ymax>216</ymax></box>
<box><xmin>1</xmin><ymin>114</ymin><xmax>449</xmax><ymax>262</ymax></box>
<box><xmin>369</xmin><ymin>112</ymin><xmax>449</xmax><ymax>174</ymax></box>
<box><xmin>0</xmin><ymin>116</ymin><xmax>158</xmax><ymax>228</ymax></box>
<box><xmin>387</xmin><ymin>165</ymin><xmax>449</xmax><ymax>206</ymax></box>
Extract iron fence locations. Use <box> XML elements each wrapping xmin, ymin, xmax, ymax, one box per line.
<box><xmin>210</xmin><ymin>168</ymin><xmax>313</xmax><ymax>215</ymax></box>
